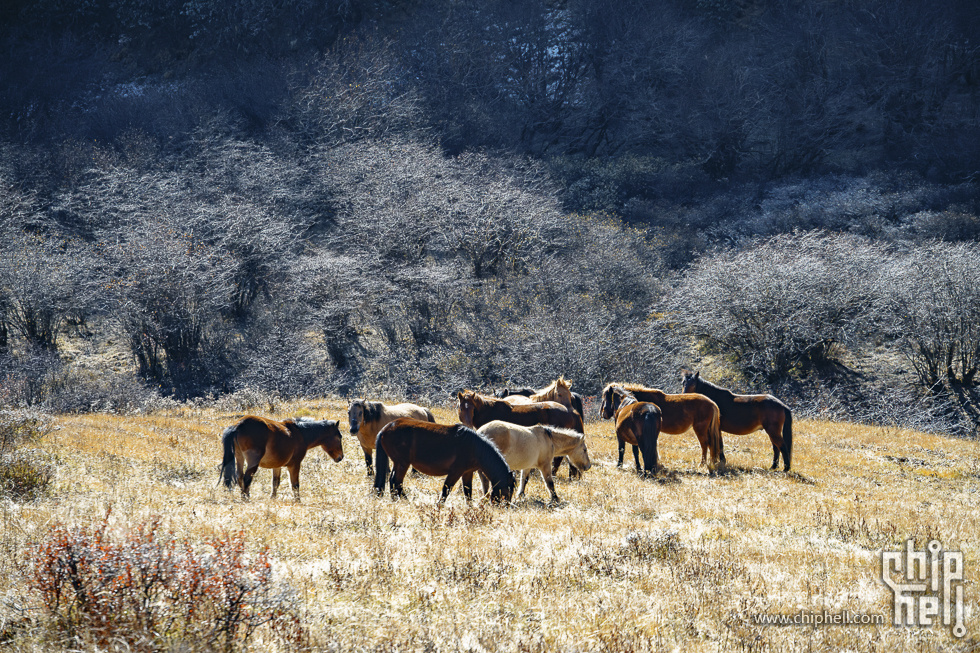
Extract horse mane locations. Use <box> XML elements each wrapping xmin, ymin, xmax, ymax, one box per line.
<box><xmin>361</xmin><ymin>400</ymin><xmax>383</xmax><ymax>422</ymax></box>
<box><xmin>612</xmin><ymin>386</ymin><xmax>638</xmax><ymax>407</ymax></box>
<box><xmin>458</xmin><ymin>425</ymin><xmax>512</xmax><ymax>488</ymax></box>
<box><xmin>541</xmin><ymin>425</ymin><xmax>584</xmax><ymax>445</ymax></box>
<box><xmin>690</xmin><ymin>374</ymin><xmax>733</xmax><ymax>397</ymax></box>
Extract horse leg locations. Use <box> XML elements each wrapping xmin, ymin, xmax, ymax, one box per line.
<box><xmin>477</xmin><ymin>470</ymin><xmax>491</xmax><ymax>497</ymax></box>
<box><xmin>517</xmin><ymin>470</ymin><xmax>531</xmax><ymax>499</ymax></box>
<box><xmin>391</xmin><ymin>463</ymin><xmax>409</xmax><ymax>500</ymax></box>
<box><xmin>271</xmin><ymin>468</ymin><xmax>281</xmax><ymax>499</ymax></box>
<box><xmin>552</xmin><ymin>456</ymin><xmax>564</xmax><ymax>476</ymax></box>
<box><xmin>632</xmin><ymin>444</ymin><xmax>641</xmax><ymax>472</ymax></box>
<box><xmin>241</xmin><ymin>451</ymin><xmax>261</xmax><ymax>500</ymax></box>
<box><xmin>287</xmin><ymin>464</ymin><xmax>301</xmax><ymax>502</ymax></box>
<box><xmin>462</xmin><ymin>471</ymin><xmax>473</xmax><ymax>504</ymax></box>
<box><xmin>542</xmin><ymin>464</ymin><xmax>559</xmax><ymax>506</ymax></box>
<box><xmin>234</xmin><ymin>449</ymin><xmax>245</xmax><ymax>494</ymax></box>
<box><xmin>362</xmin><ymin>446</ymin><xmax>373</xmax><ymax>476</ymax></box>
<box><xmin>439</xmin><ymin>471</ymin><xmax>464</xmax><ymax>505</ymax></box>
<box><xmin>763</xmin><ymin>422</ymin><xmax>784</xmax><ymax>471</ymax></box>
<box><xmin>617</xmin><ymin>436</ymin><xmax>625</xmax><ymax>467</ymax></box>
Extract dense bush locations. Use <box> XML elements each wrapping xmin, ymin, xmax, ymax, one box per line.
<box><xmin>883</xmin><ymin>242</ymin><xmax>980</xmax><ymax>394</ymax></box>
<box><xmin>666</xmin><ymin>232</ymin><xmax>888</xmax><ymax>383</ymax></box>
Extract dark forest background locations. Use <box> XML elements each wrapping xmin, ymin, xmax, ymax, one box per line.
<box><xmin>1</xmin><ymin>0</ymin><xmax>979</xmax><ymax>434</ymax></box>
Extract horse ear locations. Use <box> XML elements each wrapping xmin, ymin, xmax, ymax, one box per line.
<box><xmin>695</xmin><ymin>371</ymin><xmax>700</xmax><ymax>379</ymax></box>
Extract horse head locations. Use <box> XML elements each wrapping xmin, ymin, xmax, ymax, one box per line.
<box><xmin>457</xmin><ymin>390</ymin><xmax>479</xmax><ymax>427</ymax></box>
<box><xmin>489</xmin><ymin>471</ymin><xmax>515</xmax><ymax>504</ymax></box>
<box><xmin>348</xmin><ymin>399</ymin><xmax>365</xmax><ymax>435</ymax></box>
<box><xmin>680</xmin><ymin>369</ymin><xmax>700</xmax><ymax>394</ymax></box>
<box><xmin>568</xmin><ymin>437</ymin><xmax>592</xmax><ymax>473</ymax></box>
<box><xmin>319</xmin><ymin>420</ymin><xmax>345</xmax><ymax>462</ymax></box>
<box><xmin>600</xmin><ymin>384</ymin><xmax>619</xmax><ymax>419</ymax></box>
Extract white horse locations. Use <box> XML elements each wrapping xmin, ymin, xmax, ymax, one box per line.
<box><xmin>474</xmin><ymin>420</ymin><xmax>591</xmax><ymax>504</ymax></box>
<box><xmin>348</xmin><ymin>399</ymin><xmax>435</xmax><ymax>475</ymax></box>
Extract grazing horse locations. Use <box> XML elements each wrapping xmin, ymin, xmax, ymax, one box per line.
<box><xmin>220</xmin><ymin>416</ymin><xmax>344</xmax><ymax>500</ymax></box>
<box><xmin>474</xmin><ymin>421</ymin><xmax>592</xmax><ymax>504</ymax></box>
<box><xmin>373</xmin><ymin>418</ymin><xmax>515</xmax><ymax>504</ymax></box>
<box><xmin>602</xmin><ymin>387</ymin><xmax>663</xmax><ymax>476</ymax></box>
<box><xmin>600</xmin><ymin>383</ymin><xmax>725</xmax><ymax>470</ymax></box>
<box><xmin>348</xmin><ymin>399</ymin><xmax>435</xmax><ymax>475</ymax></box>
<box><xmin>680</xmin><ymin>370</ymin><xmax>793</xmax><ymax>470</ymax></box>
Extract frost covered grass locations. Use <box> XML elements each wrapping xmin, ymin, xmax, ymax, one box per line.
<box><xmin>0</xmin><ymin>399</ymin><xmax>976</xmax><ymax>651</ymax></box>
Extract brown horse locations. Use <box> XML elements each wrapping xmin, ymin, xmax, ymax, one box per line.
<box><xmin>220</xmin><ymin>416</ymin><xmax>344</xmax><ymax>500</ymax></box>
<box><xmin>680</xmin><ymin>370</ymin><xmax>793</xmax><ymax>470</ymax></box>
<box><xmin>348</xmin><ymin>399</ymin><xmax>435</xmax><ymax>475</ymax></box>
<box><xmin>373</xmin><ymin>418</ymin><xmax>515</xmax><ymax>504</ymax></box>
<box><xmin>602</xmin><ymin>387</ymin><xmax>663</xmax><ymax>476</ymax></box>
<box><xmin>601</xmin><ymin>383</ymin><xmax>725</xmax><ymax>470</ymax></box>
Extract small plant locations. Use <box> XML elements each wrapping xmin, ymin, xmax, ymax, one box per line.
<box><xmin>0</xmin><ymin>410</ymin><xmax>54</xmax><ymax>500</ymax></box>
<box><xmin>27</xmin><ymin>510</ymin><xmax>306</xmax><ymax>652</ymax></box>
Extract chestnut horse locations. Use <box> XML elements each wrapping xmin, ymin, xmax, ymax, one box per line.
<box><xmin>220</xmin><ymin>416</ymin><xmax>344</xmax><ymax>500</ymax></box>
<box><xmin>602</xmin><ymin>386</ymin><xmax>663</xmax><ymax>476</ymax></box>
<box><xmin>601</xmin><ymin>383</ymin><xmax>725</xmax><ymax>470</ymax></box>
<box><xmin>680</xmin><ymin>370</ymin><xmax>793</xmax><ymax>471</ymax></box>
<box><xmin>373</xmin><ymin>418</ymin><xmax>515</xmax><ymax>504</ymax></box>
<box><xmin>348</xmin><ymin>399</ymin><xmax>435</xmax><ymax>475</ymax></box>
<box><xmin>474</xmin><ymin>421</ymin><xmax>592</xmax><ymax>504</ymax></box>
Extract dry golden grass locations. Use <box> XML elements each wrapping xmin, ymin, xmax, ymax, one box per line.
<box><xmin>1</xmin><ymin>398</ymin><xmax>977</xmax><ymax>651</ymax></box>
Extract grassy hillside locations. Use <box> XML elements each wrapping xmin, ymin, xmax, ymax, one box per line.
<box><xmin>1</xmin><ymin>401</ymin><xmax>976</xmax><ymax>651</ymax></box>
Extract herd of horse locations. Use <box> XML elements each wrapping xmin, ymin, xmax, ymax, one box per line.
<box><xmin>219</xmin><ymin>372</ymin><xmax>794</xmax><ymax>505</ymax></box>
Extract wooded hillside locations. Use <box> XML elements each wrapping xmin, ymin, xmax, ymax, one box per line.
<box><xmin>1</xmin><ymin>0</ymin><xmax>979</xmax><ymax>434</ymax></box>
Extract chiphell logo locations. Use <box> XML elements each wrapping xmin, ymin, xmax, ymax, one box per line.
<box><xmin>881</xmin><ymin>539</ymin><xmax>967</xmax><ymax>638</ymax></box>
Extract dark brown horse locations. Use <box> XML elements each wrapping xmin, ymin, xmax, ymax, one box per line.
<box><xmin>603</xmin><ymin>386</ymin><xmax>663</xmax><ymax>475</ymax></box>
<box><xmin>459</xmin><ymin>390</ymin><xmax>585</xmax><ymax>478</ymax></box>
<box><xmin>373</xmin><ymin>418</ymin><xmax>515</xmax><ymax>504</ymax></box>
<box><xmin>680</xmin><ymin>370</ymin><xmax>793</xmax><ymax>471</ymax></box>
<box><xmin>601</xmin><ymin>383</ymin><xmax>726</xmax><ymax>470</ymax></box>
<box><xmin>220</xmin><ymin>416</ymin><xmax>344</xmax><ymax>500</ymax></box>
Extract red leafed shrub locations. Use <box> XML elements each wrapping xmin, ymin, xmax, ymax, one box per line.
<box><xmin>27</xmin><ymin>510</ymin><xmax>306</xmax><ymax>652</ymax></box>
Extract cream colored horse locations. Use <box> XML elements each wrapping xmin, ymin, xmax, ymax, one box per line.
<box><xmin>348</xmin><ymin>399</ymin><xmax>435</xmax><ymax>475</ymax></box>
<box><xmin>473</xmin><ymin>420</ymin><xmax>591</xmax><ymax>504</ymax></box>
<box><xmin>499</xmin><ymin>377</ymin><xmax>575</xmax><ymax>409</ymax></box>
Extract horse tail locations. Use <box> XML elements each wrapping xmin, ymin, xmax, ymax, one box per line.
<box><xmin>219</xmin><ymin>426</ymin><xmax>238</xmax><ymax>489</ymax></box>
<box><xmin>571</xmin><ymin>393</ymin><xmax>584</xmax><ymax>418</ymax></box>
<box><xmin>782</xmin><ymin>408</ymin><xmax>793</xmax><ymax>471</ymax></box>
<box><xmin>423</xmin><ymin>408</ymin><xmax>436</xmax><ymax>423</ymax></box>
<box><xmin>711</xmin><ymin>407</ymin><xmax>726</xmax><ymax>468</ymax></box>
<box><xmin>373</xmin><ymin>428</ymin><xmax>391</xmax><ymax>496</ymax></box>
<box><xmin>641</xmin><ymin>407</ymin><xmax>661</xmax><ymax>465</ymax></box>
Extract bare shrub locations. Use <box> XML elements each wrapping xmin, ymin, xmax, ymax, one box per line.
<box><xmin>882</xmin><ymin>241</ymin><xmax>980</xmax><ymax>427</ymax></box>
<box><xmin>292</xmin><ymin>33</ymin><xmax>421</xmax><ymax>146</ymax></box>
<box><xmin>0</xmin><ymin>232</ymin><xmax>93</xmax><ymax>351</ymax></box>
<box><xmin>27</xmin><ymin>512</ymin><xmax>306</xmax><ymax>652</ymax></box>
<box><xmin>668</xmin><ymin>232</ymin><xmax>888</xmax><ymax>382</ymax></box>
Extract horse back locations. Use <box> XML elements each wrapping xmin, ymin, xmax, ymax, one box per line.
<box><xmin>654</xmin><ymin>393</ymin><xmax>719</xmax><ymax>435</ymax></box>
